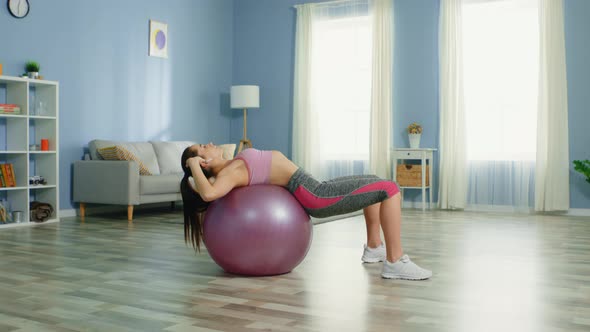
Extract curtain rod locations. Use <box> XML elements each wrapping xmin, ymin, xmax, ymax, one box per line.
<box><xmin>293</xmin><ymin>0</ymin><xmax>367</xmax><ymax>9</ymax></box>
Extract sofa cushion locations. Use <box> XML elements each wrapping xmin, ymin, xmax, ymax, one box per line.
<box><xmin>89</xmin><ymin>139</ymin><xmax>160</xmax><ymax>175</ymax></box>
<box><xmin>97</xmin><ymin>146</ymin><xmax>153</xmax><ymax>176</ymax></box>
<box><xmin>88</xmin><ymin>139</ymin><xmax>108</xmax><ymax>160</ymax></box>
<box><xmin>150</xmin><ymin>141</ymin><xmax>194</xmax><ymax>175</ymax></box>
<box><xmin>151</xmin><ymin>141</ymin><xmax>237</xmax><ymax>175</ymax></box>
<box><xmin>140</xmin><ymin>173</ymin><xmax>183</xmax><ymax>195</ymax></box>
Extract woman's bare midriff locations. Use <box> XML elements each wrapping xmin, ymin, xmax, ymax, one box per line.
<box><xmin>269</xmin><ymin>151</ymin><xmax>299</xmax><ymax>186</ymax></box>
<box><xmin>218</xmin><ymin>150</ymin><xmax>299</xmax><ymax>187</ymax></box>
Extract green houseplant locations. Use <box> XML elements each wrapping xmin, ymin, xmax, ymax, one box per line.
<box><xmin>573</xmin><ymin>159</ymin><xmax>590</xmax><ymax>184</ymax></box>
<box><xmin>25</xmin><ymin>61</ymin><xmax>40</xmax><ymax>79</ymax></box>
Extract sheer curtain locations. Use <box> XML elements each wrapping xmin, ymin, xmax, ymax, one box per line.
<box><xmin>535</xmin><ymin>0</ymin><xmax>569</xmax><ymax>212</ymax></box>
<box><xmin>438</xmin><ymin>0</ymin><xmax>468</xmax><ymax>209</ymax></box>
<box><xmin>293</xmin><ymin>0</ymin><xmax>379</xmax><ymax>180</ymax></box>
<box><xmin>440</xmin><ymin>0</ymin><xmax>569</xmax><ymax>212</ymax></box>
<box><xmin>293</xmin><ymin>5</ymin><xmax>320</xmax><ymax>176</ymax></box>
<box><xmin>312</xmin><ymin>4</ymin><xmax>371</xmax><ymax>179</ymax></box>
<box><xmin>369</xmin><ymin>0</ymin><xmax>393</xmax><ymax>179</ymax></box>
<box><xmin>462</xmin><ymin>0</ymin><xmax>539</xmax><ymax>211</ymax></box>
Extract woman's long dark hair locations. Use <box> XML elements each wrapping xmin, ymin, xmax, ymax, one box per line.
<box><xmin>180</xmin><ymin>147</ymin><xmax>211</xmax><ymax>251</ymax></box>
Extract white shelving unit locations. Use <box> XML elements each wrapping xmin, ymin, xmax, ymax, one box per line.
<box><xmin>0</xmin><ymin>75</ymin><xmax>59</xmax><ymax>228</ymax></box>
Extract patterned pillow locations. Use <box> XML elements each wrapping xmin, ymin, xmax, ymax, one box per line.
<box><xmin>97</xmin><ymin>146</ymin><xmax>153</xmax><ymax>175</ymax></box>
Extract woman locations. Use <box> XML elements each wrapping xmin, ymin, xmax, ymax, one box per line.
<box><xmin>180</xmin><ymin>143</ymin><xmax>431</xmax><ymax>280</ymax></box>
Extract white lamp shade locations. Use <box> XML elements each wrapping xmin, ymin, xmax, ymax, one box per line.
<box><xmin>230</xmin><ymin>85</ymin><xmax>260</xmax><ymax>109</ymax></box>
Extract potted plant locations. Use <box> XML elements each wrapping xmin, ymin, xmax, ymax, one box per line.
<box><xmin>573</xmin><ymin>159</ymin><xmax>590</xmax><ymax>184</ymax></box>
<box><xmin>407</xmin><ymin>122</ymin><xmax>423</xmax><ymax>148</ymax></box>
<box><xmin>25</xmin><ymin>61</ymin><xmax>40</xmax><ymax>79</ymax></box>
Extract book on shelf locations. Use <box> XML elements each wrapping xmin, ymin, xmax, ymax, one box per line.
<box><xmin>7</xmin><ymin>164</ymin><xmax>16</xmax><ymax>187</ymax></box>
<box><xmin>0</xmin><ymin>165</ymin><xmax>6</xmax><ymax>187</ymax></box>
<box><xmin>0</xmin><ymin>169</ymin><xmax>5</xmax><ymax>187</ymax></box>
<box><xmin>0</xmin><ymin>164</ymin><xmax>16</xmax><ymax>187</ymax></box>
<box><xmin>0</xmin><ymin>104</ymin><xmax>21</xmax><ymax>114</ymax></box>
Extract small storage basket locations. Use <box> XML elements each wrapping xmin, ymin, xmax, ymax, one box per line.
<box><xmin>396</xmin><ymin>164</ymin><xmax>429</xmax><ymax>187</ymax></box>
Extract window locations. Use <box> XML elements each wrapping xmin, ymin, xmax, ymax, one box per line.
<box><xmin>311</xmin><ymin>15</ymin><xmax>371</xmax><ymax>161</ymax></box>
<box><xmin>462</xmin><ymin>0</ymin><xmax>539</xmax><ymax>161</ymax></box>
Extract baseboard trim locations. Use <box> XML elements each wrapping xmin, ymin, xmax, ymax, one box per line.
<box><xmin>438</xmin><ymin>203</ymin><xmax>590</xmax><ymax>217</ymax></box>
<box><xmin>464</xmin><ymin>204</ymin><xmax>533</xmax><ymax>214</ymax></box>
<box><xmin>60</xmin><ymin>202</ymin><xmax>178</xmax><ymax>219</ymax></box>
<box><xmin>564</xmin><ymin>209</ymin><xmax>590</xmax><ymax>217</ymax></box>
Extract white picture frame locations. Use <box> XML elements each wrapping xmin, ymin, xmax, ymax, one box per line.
<box><xmin>149</xmin><ymin>20</ymin><xmax>168</xmax><ymax>58</ymax></box>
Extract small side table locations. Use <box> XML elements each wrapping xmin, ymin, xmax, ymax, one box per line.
<box><xmin>392</xmin><ymin>148</ymin><xmax>436</xmax><ymax>211</ymax></box>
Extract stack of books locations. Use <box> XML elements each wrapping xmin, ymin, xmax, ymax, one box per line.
<box><xmin>0</xmin><ymin>104</ymin><xmax>22</xmax><ymax>114</ymax></box>
<box><xmin>0</xmin><ymin>164</ymin><xmax>17</xmax><ymax>187</ymax></box>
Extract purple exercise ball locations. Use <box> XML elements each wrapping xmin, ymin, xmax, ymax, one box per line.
<box><xmin>203</xmin><ymin>185</ymin><xmax>313</xmax><ymax>276</ymax></box>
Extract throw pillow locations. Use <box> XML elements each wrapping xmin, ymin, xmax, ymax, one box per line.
<box><xmin>220</xmin><ymin>144</ymin><xmax>237</xmax><ymax>160</ymax></box>
<box><xmin>97</xmin><ymin>146</ymin><xmax>153</xmax><ymax>175</ymax></box>
<box><xmin>90</xmin><ymin>140</ymin><xmax>160</xmax><ymax>175</ymax></box>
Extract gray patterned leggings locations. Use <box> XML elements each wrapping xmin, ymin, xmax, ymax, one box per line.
<box><xmin>286</xmin><ymin>168</ymin><xmax>400</xmax><ymax>218</ymax></box>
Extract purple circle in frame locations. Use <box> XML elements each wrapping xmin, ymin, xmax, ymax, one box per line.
<box><xmin>155</xmin><ymin>30</ymin><xmax>166</xmax><ymax>50</ymax></box>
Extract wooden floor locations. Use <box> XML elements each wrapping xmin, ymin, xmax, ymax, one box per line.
<box><xmin>0</xmin><ymin>208</ymin><xmax>589</xmax><ymax>332</ymax></box>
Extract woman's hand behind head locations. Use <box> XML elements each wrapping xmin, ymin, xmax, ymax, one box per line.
<box><xmin>181</xmin><ymin>146</ymin><xmax>199</xmax><ymax>176</ymax></box>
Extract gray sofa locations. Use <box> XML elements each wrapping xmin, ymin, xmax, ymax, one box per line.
<box><xmin>73</xmin><ymin>140</ymin><xmax>235</xmax><ymax>221</ymax></box>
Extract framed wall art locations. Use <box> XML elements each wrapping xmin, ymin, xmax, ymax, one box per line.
<box><xmin>149</xmin><ymin>20</ymin><xmax>168</xmax><ymax>58</ymax></box>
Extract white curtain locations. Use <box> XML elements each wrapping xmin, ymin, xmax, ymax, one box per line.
<box><xmin>293</xmin><ymin>5</ymin><xmax>321</xmax><ymax>176</ymax></box>
<box><xmin>466</xmin><ymin>161</ymin><xmax>535</xmax><ymax>210</ymax></box>
<box><xmin>440</xmin><ymin>0</ymin><xmax>569</xmax><ymax>212</ymax></box>
<box><xmin>438</xmin><ymin>0</ymin><xmax>467</xmax><ymax>209</ymax></box>
<box><xmin>462</xmin><ymin>0</ymin><xmax>539</xmax><ymax>211</ymax></box>
<box><xmin>535</xmin><ymin>0</ymin><xmax>569</xmax><ymax>212</ymax></box>
<box><xmin>369</xmin><ymin>0</ymin><xmax>393</xmax><ymax>179</ymax></box>
<box><xmin>293</xmin><ymin>0</ymin><xmax>391</xmax><ymax>181</ymax></box>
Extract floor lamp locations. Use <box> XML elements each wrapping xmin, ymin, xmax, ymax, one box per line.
<box><xmin>231</xmin><ymin>85</ymin><xmax>259</xmax><ymax>153</ymax></box>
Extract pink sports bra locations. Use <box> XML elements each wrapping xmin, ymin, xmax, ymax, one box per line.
<box><xmin>234</xmin><ymin>148</ymin><xmax>272</xmax><ymax>185</ymax></box>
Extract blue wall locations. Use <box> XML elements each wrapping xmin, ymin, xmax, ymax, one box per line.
<box><xmin>0</xmin><ymin>0</ymin><xmax>234</xmax><ymax>210</ymax></box>
<box><xmin>233</xmin><ymin>0</ymin><xmax>326</xmax><ymax>154</ymax></box>
<box><xmin>393</xmin><ymin>0</ymin><xmax>440</xmax><ymax>204</ymax></box>
<box><xmin>233</xmin><ymin>0</ymin><xmax>590</xmax><ymax>209</ymax></box>
<box><xmin>565</xmin><ymin>0</ymin><xmax>590</xmax><ymax>209</ymax></box>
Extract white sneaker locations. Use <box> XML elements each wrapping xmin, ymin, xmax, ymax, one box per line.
<box><xmin>381</xmin><ymin>255</ymin><xmax>432</xmax><ymax>280</ymax></box>
<box><xmin>361</xmin><ymin>243</ymin><xmax>386</xmax><ymax>263</ymax></box>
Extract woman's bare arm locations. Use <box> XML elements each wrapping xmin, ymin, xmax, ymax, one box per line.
<box><xmin>187</xmin><ymin>158</ymin><xmax>215</xmax><ymax>199</ymax></box>
<box><xmin>188</xmin><ymin>158</ymin><xmax>245</xmax><ymax>202</ymax></box>
<box><xmin>197</xmin><ymin>173</ymin><xmax>240</xmax><ymax>202</ymax></box>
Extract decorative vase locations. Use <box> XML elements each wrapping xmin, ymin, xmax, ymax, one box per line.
<box><xmin>28</xmin><ymin>72</ymin><xmax>38</xmax><ymax>79</ymax></box>
<box><xmin>409</xmin><ymin>133</ymin><xmax>421</xmax><ymax>148</ymax></box>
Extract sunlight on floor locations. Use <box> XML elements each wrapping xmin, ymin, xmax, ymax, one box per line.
<box><xmin>457</xmin><ymin>223</ymin><xmax>541</xmax><ymax>332</ymax></box>
<box><xmin>301</xmin><ymin>227</ymin><xmax>372</xmax><ymax>332</ymax></box>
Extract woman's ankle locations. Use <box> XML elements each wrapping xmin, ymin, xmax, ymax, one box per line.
<box><xmin>387</xmin><ymin>252</ymin><xmax>403</xmax><ymax>263</ymax></box>
<box><xmin>367</xmin><ymin>240</ymin><xmax>382</xmax><ymax>249</ymax></box>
